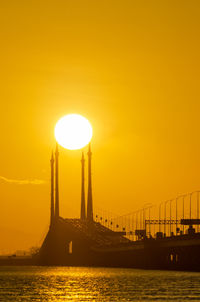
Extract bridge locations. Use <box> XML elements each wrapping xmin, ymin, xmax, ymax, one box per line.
<box><xmin>39</xmin><ymin>145</ymin><xmax>200</xmax><ymax>270</ymax></box>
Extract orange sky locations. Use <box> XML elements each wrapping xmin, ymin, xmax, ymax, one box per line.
<box><xmin>0</xmin><ymin>0</ymin><xmax>200</xmax><ymax>253</ymax></box>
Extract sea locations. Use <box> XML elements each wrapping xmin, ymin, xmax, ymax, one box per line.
<box><xmin>0</xmin><ymin>266</ymin><xmax>200</xmax><ymax>301</ymax></box>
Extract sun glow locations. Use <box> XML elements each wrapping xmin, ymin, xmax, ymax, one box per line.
<box><xmin>54</xmin><ymin>114</ymin><xmax>93</xmax><ymax>150</ymax></box>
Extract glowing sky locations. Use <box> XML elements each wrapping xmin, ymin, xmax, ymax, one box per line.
<box><xmin>0</xmin><ymin>0</ymin><xmax>200</xmax><ymax>253</ymax></box>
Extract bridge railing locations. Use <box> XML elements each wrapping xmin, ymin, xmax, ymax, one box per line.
<box><xmin>94</xmin><ymin>190</ymin><xmax>200</xmax><ymax>241</ymax></box>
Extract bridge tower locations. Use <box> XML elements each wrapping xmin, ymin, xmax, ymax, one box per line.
<box><xmin>80</xmin><ymin>151</ymin><xmax>86</xmax><ymax>220</ymax></box>
<box><xmin>87</xmin><ymin>144</ymin><xmax>93</xmax><ymax>221</ymax></box>
<box><xmin>50</xmin><ymin>151</ymin><xmax>55</xmax><ymax>226</ymax></box>
<box><xmin>55</xmin><ymin>143</ymin><xmax>59</xmax><ymax>219</ymax></box>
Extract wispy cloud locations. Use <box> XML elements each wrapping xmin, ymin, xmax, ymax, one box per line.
<box><xmin>0</xmin><ymin>176</ymin><xmax>46</xmax><ymax>185</ymax></box>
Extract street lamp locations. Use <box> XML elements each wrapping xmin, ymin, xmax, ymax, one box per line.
<box><xmin>197</xmin><ymin>191</ymin><xmax>200</xmax><ymax>232</ymax></box>
<box><xmin>159</xmin><ymin>201</ymin><xmax>165</xmax><ymax>233</ymax></box>
<box><xmin>163</xmin><ymin>199</ymin><xmax>173</xmax><ymax>236</ymax></box>
<box><xmin>169</xmin><ymin>199</ymin><xmax>173</xmax><ymax>236</ymax></box>
<box><xmin>175</xmin><ymin>194</ymin><xmax>187</xmax><ymax>235</ymax></box>
<box><xmin>189</xmin><ymin>191</ymin><xmax>196</xmax><ymax>220</ymax></box>
<box><xmin>164</xmin><ymin>200</ymin><xmax>170</xmax><ymax>236</ymax></box>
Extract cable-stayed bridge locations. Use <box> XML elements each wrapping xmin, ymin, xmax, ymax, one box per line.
<box><xmin>39</xmin><ymin>146</ymin><xmax>200</xmax><ymax>271</ymax></box>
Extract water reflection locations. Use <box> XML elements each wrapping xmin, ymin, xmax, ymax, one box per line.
<box><xmin>0</xmin><ymin>266</ymin><xmax>200</xmax><ymax>301</ymax></box>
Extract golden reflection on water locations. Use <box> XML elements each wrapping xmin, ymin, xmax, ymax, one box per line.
<box><xmin>0</xmin><ymin>266</ymin><xmax>200</xmax><ymax>301</ymax></box>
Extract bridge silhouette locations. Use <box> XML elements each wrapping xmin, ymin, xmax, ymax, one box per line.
<box><xmin>39</xmin><ymin>145</ymin><xmax>200</xmax><ymax>270</ymax></box>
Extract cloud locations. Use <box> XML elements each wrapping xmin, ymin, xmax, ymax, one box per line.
<box><xmin>0</xmin><ymin>176</ymin><xmax>46</xmax><ymax>185</ymax></box>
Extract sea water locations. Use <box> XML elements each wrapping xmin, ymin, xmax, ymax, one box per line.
<box><xmin>0</xmin><ymin>266</ymin><xmax>200</xmax><ymax>301</ymax></box>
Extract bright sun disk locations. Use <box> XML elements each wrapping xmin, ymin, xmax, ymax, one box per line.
<box><xmin>54</xmin><ymin>114</ymin><xmax>93</xmax><ymax>150</ymax></box>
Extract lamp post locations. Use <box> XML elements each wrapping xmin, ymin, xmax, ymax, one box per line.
<box><xmin>175</xmin><ymin>196</ymin><xmax>183</xmax><ymax>235</ymax></box>
<box><xmin>189</xmin><ymin>191</ymin><xmax>196</xmax><ymax>221</ymax></box>
<box><xmin>143</xmin><ymin>207</ymin><xmax>145</xmax><ymax>230</ymax></box>
<box><xmin>175</xmin><ymin>197</ymin><xmax>178</xmax><ymax>235</ymax></box>
<box><xmin>164</xmin><ymin>199</ymin><xmax>172</xmax><ymax>236</ymax></box>
<box><xmin>159</xmin><ymin>202</ymin><xmax>161</xmax><ymax>233</ymax></box>
<box><xmin>182</xmin><ymin>195</ymin><xmax>185</xmax><ymax>234</ymax></box>
<box><xmin>197</xmin><ymin>191</ymin><xmax>200</xmax><ymax>232</ymax></box>
<box><xmin>164</xmin><ymin>200</ymin><xmax>169</xmax><ymax>236</ymax></box>
<box><xmin>140</xmin><ymin>209</ymin><xmax>142</xmax><ymax>229</ymax></box>
<box><xmin>169</xmin><ymin>199</ymin><xmax>173</xmax><ymax>236</ymax></box>
<box><xmin>136</xmin><ymin>211</ymin><xmax>138</xmax><ymax>233</ymax></box>
<box><xmin>189</xmin><ymin>190</ymin><xmax>200</xmax><ymax>233</ymax></box>
<box><xmin>148</xmin><ymin>206</ymin><xmax>151</xmax><ymax>237</ymax></box>
<box><xmin>175</xmin><ymin>194</ymin><xmax>186</xmax><ymax>235</ymax></box>
<box><xmin>142</xmin><ymin>203</ymin><xmax>152</xmax><ymax>237</ymax></box>
<box><xmin>158</xmin><ymin>201</ymin><xmax>165</xmax><ymax>233</ymax></box>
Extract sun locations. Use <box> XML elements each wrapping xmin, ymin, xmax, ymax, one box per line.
<box><xmin>54</xmin><ymin>114</ymin><xmax>93</xmax><ymax>150</ymax></box>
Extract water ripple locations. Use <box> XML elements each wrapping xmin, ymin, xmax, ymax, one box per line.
<box><xmin>0</xmin><ymin>267</ymin><xmax>200</xmax><ymax>301</ymax></box>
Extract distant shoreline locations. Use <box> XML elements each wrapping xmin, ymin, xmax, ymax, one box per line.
<box><xmin>0</xmin><ymin>256</ymin><xmax>37</xmax><ymax>266</ymax></box>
